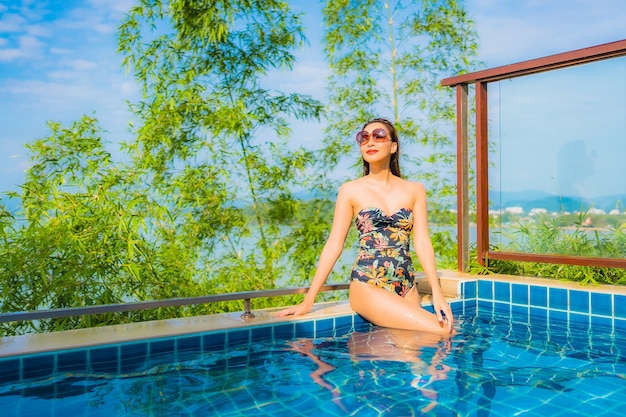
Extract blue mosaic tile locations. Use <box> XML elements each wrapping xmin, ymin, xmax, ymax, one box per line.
<box><xmin>568</xmin><ymin>333</ymin><xmax>591</xmax><ymax>354</ymax></box>
<box><xmin>251</xmin><ymin>325</ymin><xmax>273</xmax><ymax>342</ymax></box>
<box><xmin>548</xmin><ymin>288</ymin><xmax>568</xmax><ymax>310</ymax></box>
<box><xmin>120</xmin><ymin>341</ymin><xmax>147</xmax><ymax>361</ymax></box>
<box><xmin>353</xmin><ymin>314</ymin><xmax>368</xmax><ymax>327</ymax></box>
<box><xmin>569</xmin><ymin>290</ymin><xmax>589</xmax><ymax>313</ymax></box>
<box><xmin>57</xmin><ymin>349</ymin><xmax>88</xmax><ymax>372</ymax></box>
<box><xmin>463</xmin><ymin>298</ymin><xmax>477</xmax><ymax>313</ymax></box>
<box><xmin>227</xmin><ymin>328</ymin><xmax>251</xmax><ymax>347</ymax></box>
<box><xmin>203</xmin><ymin>331</ymin><xmax>226</xmax><ymax>351</ymax></box>
<box><xmin>477</xmin><ymin>300</ymin><xmax>493</xmax><ymax>311</ymax></box>
<box><xmin>615</xmin><ymin>295</ymin><xmax>626</xmax><ymax>319</ymax></box>
<box><xmin>615</xmin><ymin>318</ymin><xmax>626</xmax><ymax>331</ymax></box>
<box><xmin>590</xmin><ymin>315</ymin><xmax>612</xmax><ymax>331</ymax></box>
<box><xmin>22</xmin><ymin>353</ymin><xmax>55</xmax><ymax>380</ymax></box>
<box><xmin>494</xmin><ymin>281</ymin><xmax>510</xmax><ymax>302</ymax></box>
<box><xmin>334</xmin><ymin>315</ymin><xmax>353</xmax><ymax>332</ymax></box>
<box><xmin>176</xmin><ymin>335</ymin><xmax>201</xmax><ymax>352</ymax></box>
<box><xmin>462</xmin><ymin>304</ymin><xmax>477</xmax><ymax>318</ymax></box>
<box><xmin>529</xmin><ymin>307</ymin><xmax>547</xmax><ymax>325</ymax></box>
<box><xmin>546</xmin><ymin>326</ymin><xmax>569</xmax><ymax>347</ymax></box>
<box><xmin>450</xmin><ymin>300</ymin><xmax>464</xmax><ymax>315</ymax></box>
<box><xmin>591</xmin><ymin>292</ymin><xmax>612</xmax><ymax>316</ymax></box>
<box><xmin>569</xmin><ymin>312</ymin><xmax>589</xmax><ymax>326</ymax></box>
<box><xmin>272</xmin><ymin>322</ymin><xmax>294</xmax><ymax>340</ymax></box>
<box><xmin>0</xmin><ymin>358</ymin><xmax>20</xmax><ymax>382</ymax></box>
<box><xmin>530</xmin><ymin>285</ymin><xmax>547</xmax><ymax>307</ymax></box>
<box><xmin>477</xmin><ymin>280</ymin><xmax>493</xmax><ymax>299</ymax></box>
<box><xmin>149</xmin><ymin>338</ymin><xmax>175</xmax><ymax>356</ymax></box>
<box><xmin>120</xmin><ymin>343</ymin><xmax>147</xmax><ymax>373</ymax></box>
<box><xmin>549</xmin><ymin>310</ymin><xmax>568</xmax><ymax>325</ymax></box>
<box><xmin>463</xmin><ymin>281</ymin><xmax>477</xmax><ymax>298</ymax></box>
<box><xmin>512</xmin><ymin>304</ymin><xmax>529</xmax><ymax>318</ymax></box>
<box><xmin>89</xmin><ymin>345</ymin><xmax>119</xmax><ymax>373</ymax></box>
<box><xmin>315</xmin><ymin>318</ymin><xmax>335</xmax><ymax>337</ymax></box>
<box><xmin>511</xmin><ymin>284</ymin><xmax>529</xmax><ymax>305</ymax></box>
<box><xmin>508</xmin><ymin>321</ymin><xmax>531</xmax><ymax>340</ymax></box>
<box><xmin>494</xmin><ymin>301</ymin><xmax>510</xmax><ymax>314</ymax></box>
<box><xmin>295</xmin><ymin>319</ymin><xmax>315</xmax><ymax>337</ymax></box>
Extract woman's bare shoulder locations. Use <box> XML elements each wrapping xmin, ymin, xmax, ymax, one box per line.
<box><xmin>339</xmin><ymin>177</ymin><xmax>367</xmax><ymax>193</ymax></box>
<box><xmin>396</xmin><ymin>177</ymin><xmax>426</xmax><ymax>193</ymax></box>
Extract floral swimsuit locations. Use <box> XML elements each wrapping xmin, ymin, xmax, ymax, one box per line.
<box><xmin>350</xmin><ymin>207</ymin><xmax>416</xmax><ymax>297</ymax></box>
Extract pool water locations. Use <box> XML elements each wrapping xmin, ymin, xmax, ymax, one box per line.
<box><xmin>1</xmin><ymin>305</ymin><xmax>625</xmax><ymax>417</ymax></box>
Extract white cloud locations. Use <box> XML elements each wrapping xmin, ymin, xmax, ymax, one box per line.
<box><xmin>25</xmin><ymin>22</ymin><xmax>50</xmax><ymax>37</ymax></box>
<box><xmin>50</xmin><ymin>47</ymin><xmax>70</xmax><ymax>54</ymax></box>
<box><xmin>2</xmin><ymin>79</ymin><xmax>89</xmax><ymax>101</ymax></box>
<box><xmin>0</xmin><ymin>13</ymin><xmax>26</xmax><ymax>32</ymax></box>
<box><xmin>0</xmin><ymin>34</ymin><xmax>44</xmax><ymax>61</ymax></box>
<box><xmin>17</xmin><ymin>34</ymin><xmax>42</xmax><ymax>50</ymax></box>
<box><xmin>70</xmin><ymin>58</ymin><xmax>98</xmax><ymax>70</ymax></box>
<box><xmin>46</xmin><ymin>70</ymin><xmax>80</xmax><ymax>80</ymax></box>
<box><xmin>120</xmin><ymin>81</ymin><xmax>138</xmax><ymax>95</ymax></box>
<box><xmin>0</xmin><ymin>47</ymin><xmax>22</xmax><ymax>61</ymax></box>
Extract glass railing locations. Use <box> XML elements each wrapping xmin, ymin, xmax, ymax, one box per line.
<box><xmin>442</xmin><ymin>40</ymin><xmax>626</xmax><ymax>270</ymax></box>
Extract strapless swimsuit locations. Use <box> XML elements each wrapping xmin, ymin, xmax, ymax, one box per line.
<box><xmin>350</xmin><ymin>207</ymin><xmax>416</xmax><ymax>297</ymax></box>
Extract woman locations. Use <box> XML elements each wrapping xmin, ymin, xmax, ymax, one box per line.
<box><xmin>277</xmin><ymin>117</ymin><xmax>453</xmax><ymax>334</ymax></box>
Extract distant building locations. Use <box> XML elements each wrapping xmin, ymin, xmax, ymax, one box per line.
<box><xmin>504</xmin><ymin>206</ymin><xmax>524</xmax><ymax>215</ymax></box>
<box><xmin>588</xmin><ymin>208</ymin><xmax>606</xmax><ymax>215</ymax></box>
<box><xmin>488</xmin><ymin>209</ymin><xmax>502</xmax><ymax>215</ymax></box>
<box><xmin>529</xmin><ymin>208</ymin><xmax>547</xmax><ymax>216</ymax></box>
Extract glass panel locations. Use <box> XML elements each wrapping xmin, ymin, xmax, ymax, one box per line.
<box><xmin>487</xmin><ymin>56</ymin><xmax>626</xmax><ymax>258</ymax></box>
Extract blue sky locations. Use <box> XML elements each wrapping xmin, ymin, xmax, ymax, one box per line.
<box><xmin>1</xmin><ymin>0</ymin><xmax>625</xmax><ymax>199</ymax></box>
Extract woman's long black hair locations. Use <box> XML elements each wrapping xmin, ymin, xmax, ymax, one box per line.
<box><xmin>361</xmin><ymin>117</ymin><xmax>401</xmax><ymax>177</ymax></box>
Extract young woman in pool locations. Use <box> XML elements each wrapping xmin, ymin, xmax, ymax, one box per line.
<box><xmin>277</xmin><ymin>117</ymin><xmax>453</xmax><ymax>334</ymax></box>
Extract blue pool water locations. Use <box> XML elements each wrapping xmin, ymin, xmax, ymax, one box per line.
<box><xmin>1</xmin><ymin>280</ymin><xmax>626</xmax><ymax>416</ymax></box>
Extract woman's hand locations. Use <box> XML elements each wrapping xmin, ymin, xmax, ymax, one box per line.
<box><xmin>432</xmin><ymin>293</ymin><xmax>454</xmax><ymax>332</ymax></box>
<box><xmin>276</xmin><ymin>301</ymin><xmax>312</xmax><ymax>317</ymax></box>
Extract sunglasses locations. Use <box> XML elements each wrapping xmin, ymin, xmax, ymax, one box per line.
<box><xmin>355</xmin><ymin>128</ymin><xmax>390</xmax><ymax>145</ymax></box>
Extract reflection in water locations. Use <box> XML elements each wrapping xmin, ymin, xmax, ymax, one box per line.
<box><xmin>348</xmin><ymin>328</ymin><xmax>452</xmax><ymax>414</ymax></box>
<box><xmin>289</xmin><ymin>327</ymin><xmax>452</xmax><ymax>415</ymax></box>
<box><xmin>288</xmin><ymin>339</ymin><xmax>349</xmax><ymax>413</ymax></box>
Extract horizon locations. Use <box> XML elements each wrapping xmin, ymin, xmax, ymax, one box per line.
<box><xmin>1</xmin><ymin>0</ymin><xmax>625</xmax><ymax>199</ymax></box>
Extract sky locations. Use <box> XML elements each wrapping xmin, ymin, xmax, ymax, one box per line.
<box><xmin>1</xmin><ymin>0</ymin><xmax>625</xmax><ymax>201</ymax></box>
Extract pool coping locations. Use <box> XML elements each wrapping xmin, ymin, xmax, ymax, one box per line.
<box><xmin>1</xmin><ymin>270</ymin><xmax>625</xmax><ymax>359</ymax></box>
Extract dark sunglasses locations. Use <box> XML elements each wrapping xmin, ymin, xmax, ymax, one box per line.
<box><xmin>355</xmin><ymin>128</ymin><xmax>390</xmax><ymax>145</ymax></box>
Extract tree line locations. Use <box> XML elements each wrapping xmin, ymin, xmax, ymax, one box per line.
<box><xmin>0</xmin><ymin>0</ymin><xmax>479</xmax><ymax>335</ymax></box>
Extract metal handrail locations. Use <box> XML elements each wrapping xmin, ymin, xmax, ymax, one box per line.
<box><xmin>0</xmin><ymin>284</ymin><xmax>350</xmax><ymax>323</ymax></box>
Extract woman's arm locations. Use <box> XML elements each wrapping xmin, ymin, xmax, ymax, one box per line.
<box><xmin>276</xmin><ymin>183</ymin><xmax>354</xmax><ymax>316</ymax></box>
<box><xmin>411</xmin><ymin>182</ymin><xmax>454</xmax><ymax>331</ymax></box>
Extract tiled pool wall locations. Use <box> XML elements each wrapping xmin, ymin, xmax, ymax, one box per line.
<box><xmin>1</xmin><ymin>278</ymin><xmax>625</xmax><ymax>386</ymax></box>
<box><xmin>0</xmin><ymin>312</ymin><xmax>374</xmax><ymax>386</ymax></box>
<box><xmin>462</xmin><ymin>279</ymin><xmax>626</xmax><ymax>331</ymax></box>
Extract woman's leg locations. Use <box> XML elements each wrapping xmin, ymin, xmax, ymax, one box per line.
<box><xmin>349</xmin><ymin>280</ymin><xmax>450</xmax><ymax>334</ymax></box>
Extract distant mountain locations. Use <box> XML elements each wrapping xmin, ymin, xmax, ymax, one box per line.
<box><xmin>488</xmin><ymin>190</ymin><xmax>626</xmax><ymax>213</ymax></box>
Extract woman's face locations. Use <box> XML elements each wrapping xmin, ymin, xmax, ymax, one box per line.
<box><xmin>359</xmin><ymin>122</ymin><xmax>397</xmax><ymax>162</ymax></box>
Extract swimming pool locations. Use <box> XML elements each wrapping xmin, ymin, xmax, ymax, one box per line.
<box><xmin>1</xmin><ymin>276</ymin><xmax>625</xmax><ymax>416</ymax></box>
